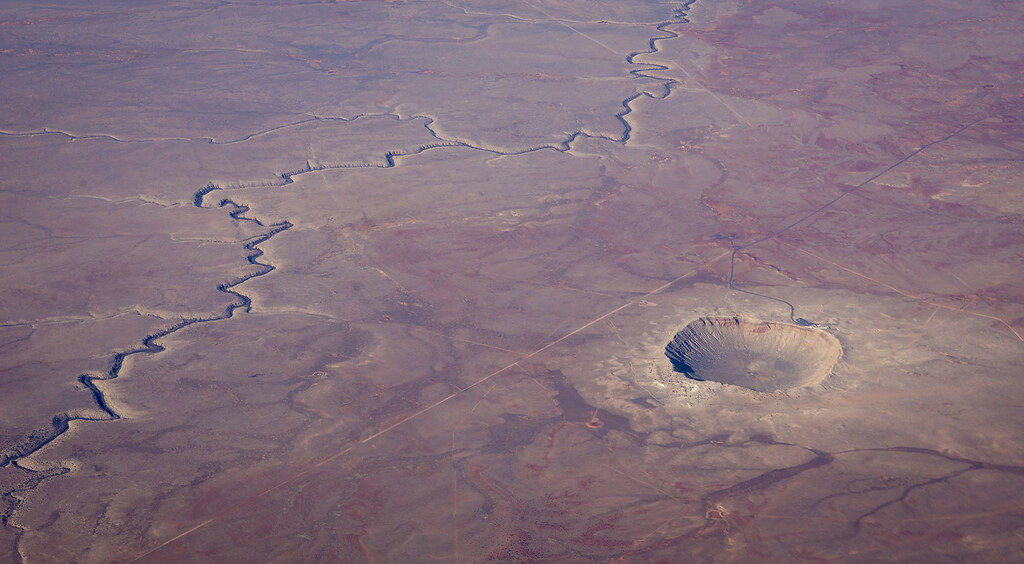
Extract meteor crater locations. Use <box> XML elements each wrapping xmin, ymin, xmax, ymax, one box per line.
<box><xmin>665</xmin><ymin>317</ymin><xmax>842</xmax><ymax>392</ymax></box>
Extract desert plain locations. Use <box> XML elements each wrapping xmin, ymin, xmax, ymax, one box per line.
<box><xmin>1</xmin><ymin>0</ymin><xmax>1023</xmax><ymax>562</ymax></box>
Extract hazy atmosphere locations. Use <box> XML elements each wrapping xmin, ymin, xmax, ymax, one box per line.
<box><xmin>2</xmin><ymin>0</ymin><xmax>1023</xmax><ymax>561</ymax></box>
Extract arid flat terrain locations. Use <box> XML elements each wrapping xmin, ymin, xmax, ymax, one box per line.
<box><xmin>1</xmin><ymin>0</ymin><xmax>1023</xmax><ymax>562</ymax></box>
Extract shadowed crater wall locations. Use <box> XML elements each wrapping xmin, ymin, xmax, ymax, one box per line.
<box><xmin>665</xmin><ymin>317</ymin><xmax>842</xmax><ymax>392</ymax></box>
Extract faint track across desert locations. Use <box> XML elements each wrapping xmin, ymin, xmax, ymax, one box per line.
<box><xmin>725</xmin><ymin>115</ymin><xmax>1007</xmax><ymax>330</ymax></box>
